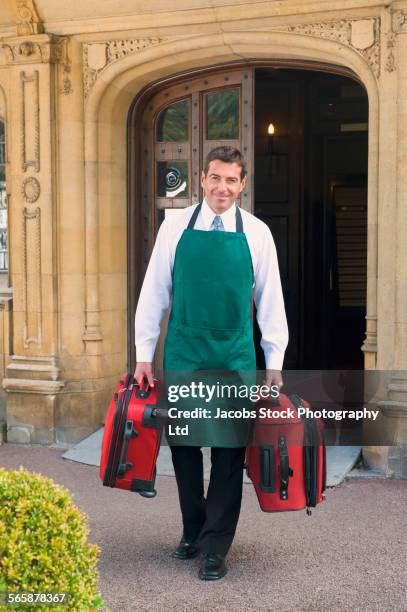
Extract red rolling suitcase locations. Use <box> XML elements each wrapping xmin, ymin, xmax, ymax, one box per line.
<box><xmin>246</xmin><ymin>394</ymin><xmax>326</xmax><ymax>514</ymax></box>
<box><xmin>100</xmin><ymin>374</ymin><xmax>163</xmax><ymax>497</ymax></box>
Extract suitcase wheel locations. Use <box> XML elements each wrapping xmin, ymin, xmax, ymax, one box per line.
<box><xmin>139</xmin><ymin>489</ymin><xmax>157</xmax><ymax>498</ymax></box>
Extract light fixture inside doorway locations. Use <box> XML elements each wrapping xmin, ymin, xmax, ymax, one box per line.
<box><xmin>265</xmin><ymin>121</ymin><xmax>286</xmax><ymax>186</ymax></box>
<box><xmin>267</xmin><ymin>122</ymin><xmax>275</xmax><ymax>153</ymax></box>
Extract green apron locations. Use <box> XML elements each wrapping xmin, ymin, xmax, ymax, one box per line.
<box><xmin>164</xmin><ymin>203</ymin><xmax>256</xmax><ymax>447</ymax></box>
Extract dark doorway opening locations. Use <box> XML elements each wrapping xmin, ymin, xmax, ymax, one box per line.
<box><xmin>254</xmin><ymin>68</ymin><xmax>368</xmax><ymax>370</ymax></box>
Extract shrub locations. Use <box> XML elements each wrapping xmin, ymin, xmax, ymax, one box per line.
<box><xmin>0</xmin><ymin>467</ymin><xmax>104</xmax><ymax>611</ymax></box>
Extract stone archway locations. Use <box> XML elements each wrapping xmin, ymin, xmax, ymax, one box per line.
<box><xmin>83</xmin><ymin>31</ymin><xmax>380</xmax><ymax>377</ymax></box>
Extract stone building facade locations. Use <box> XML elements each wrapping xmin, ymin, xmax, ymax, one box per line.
<box><xmin>0</xmin><ymin>0</ymin><xmax>406</xmax><ymax>477</ymax></box>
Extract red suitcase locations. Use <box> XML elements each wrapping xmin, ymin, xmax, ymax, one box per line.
<box><xmin>100</xmin><ymin>374</ymin><xmax>163</xmax><ymax>497</ymax></box>
<box><xmin>246</xmin><ymin>394</ymin><xmax>326</xmax><ymax>514</ymax></box>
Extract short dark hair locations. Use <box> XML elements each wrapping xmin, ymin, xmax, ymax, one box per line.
<box><xmin>203</xmin><ymin>146</ymin><xmax>247</xmax><ymax>180</ymax></box>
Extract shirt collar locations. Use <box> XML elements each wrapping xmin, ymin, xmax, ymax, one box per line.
<box><xmin>201</xmin><ymin>198</ymin><xmax>237</xmax><ymax>232</ymax></box>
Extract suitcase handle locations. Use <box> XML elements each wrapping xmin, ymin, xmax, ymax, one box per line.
<box><xmin>259</xmin><ymin>446</ymin><xmax>276</xmax><ymax>492</ymax></box>
<box><xmin>136</xmin><ymin>377</ymin><xmax>151</xmax><ymax>400</ymax></box>
<box><xmin>117</xmin><ymin>419</ymin><xmax>138</xmax><ymax>477</ymax></box>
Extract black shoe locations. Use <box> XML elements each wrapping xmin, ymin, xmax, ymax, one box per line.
<box><xmin>172</xmin><ymin>536</ymin><xmax>199</xmax><ymax>560</ymax></box>
<box><xmin>198</xmin><ymin>553</ymin><xmax>227</xmax><ymax>580</ymax></box>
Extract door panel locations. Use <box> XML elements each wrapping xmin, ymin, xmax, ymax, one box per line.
<box><xmin>254</xmin><ymin>75</ymin><xmax>302</xmax><ymax>369</ymax></box>
<box><xmin>140</xmin><ymin>68</ymin><xmax>255</xmax><ymax>370</ymax></box>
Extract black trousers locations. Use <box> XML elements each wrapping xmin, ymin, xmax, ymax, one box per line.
<box><xmin>170</xmin><ymin>445</ymin><xmax>246</xmax><ymax>557</ymax></box>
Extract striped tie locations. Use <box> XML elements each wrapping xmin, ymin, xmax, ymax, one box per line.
<box><xmin>211</xmin><ymin>215</ymin><xmax>225</xmax><ymax>231</ymax></box>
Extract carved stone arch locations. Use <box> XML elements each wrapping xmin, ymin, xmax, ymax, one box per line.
<box><xmin>82</xmin><ymin>31</ymin><xmax>379</xmax><ymax>370</ymax></box>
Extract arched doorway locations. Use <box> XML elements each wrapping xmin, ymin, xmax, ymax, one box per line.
<box><xmin>127</xmin><ymin>63</ymin><xmax>368</xmax><ymax>371</ymax></box>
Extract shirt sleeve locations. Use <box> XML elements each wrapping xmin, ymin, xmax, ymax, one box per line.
<box><xmin>253</xmin><ymin>225</ymin><xmax>289</xmax><ymax>370</ymax></box>
<box><xmin>134</xmin><ymin>219</ymin><xmax>173</xmax><ymax>362</ymax></box>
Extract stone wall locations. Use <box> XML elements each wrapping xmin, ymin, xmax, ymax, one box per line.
<box><xmin>0</xmin><ymin>0</ymin><xmax>405</xmax><ymax>475</ymax></box>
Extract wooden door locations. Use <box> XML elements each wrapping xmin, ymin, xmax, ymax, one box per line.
<box><xmin>254</xmin><ymin>73</ymin><xmax>302</xmax><ymax>369</ymax></box>
<box><xmin>140</xmin><ymin>68</ymin><xmax>255</xmax><ymax>370</ymax></box>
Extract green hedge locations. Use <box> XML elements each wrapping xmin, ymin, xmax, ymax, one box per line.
<box><xmin>0</xmin><ymin>467</ymin><xmax>104</xmax><ymax>611</ymax></box>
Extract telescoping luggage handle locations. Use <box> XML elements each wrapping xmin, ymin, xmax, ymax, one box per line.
<box><xmin>278</xmin><ymin>435</ymin><xmax>293</xmax><ymax>500</ymax></box>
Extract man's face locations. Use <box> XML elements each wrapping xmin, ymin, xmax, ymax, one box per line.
<box><xmin>200</xmin><ymin>160</ymin><xmax>247</xmax><ymax>214</ymax></box>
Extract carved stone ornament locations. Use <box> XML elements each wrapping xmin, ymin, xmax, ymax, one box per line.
<box><xmin>351</xmin><ymin>19</ymin><xmax>375</xmax><ymax>50</ymax></box>
<box><xmin>21</xmin><ymin>177</ymin><xmax>40</xmax><ymax>203</ymax></box>
<box><xmin>392</xmin><ymin>10</ymin><xmax>407</xmax><ymax>34</ymax></box>
<box><xmin>385</xmin><ymin>33</ymin><xmax>396</xmax><ymax>73</ymax></box>
<box><xmin>16</xmin><ymin>0</ymin><xmax>44</xmax><ymax>36</ymax></box>
<box><xmin>20</xmin><ymin>70</ymin><xmax>40</xmax><ymax>172</ymax></box>
<box><xmin>270</xmin><ymin>18</ymin><xmax>381</xmax><ymax>78</ymax></box>
<box><xmin>83</xmin><ymin>37</ymin><xmax>164</xmax><ymax>98</ymax></box>
<box><xmin>1</xmin><ymin>34</ymin><xmax>66</xmax><ymax>65</ymax></box>
<box><xmin>22</xmin><ymin>206</ymin><xmax>42</xmax><ymax>348</ymax></box>
<box><xmin>58</xmin><ymin>37</ymin><xmax>73</xmax><ymax>95</ymax></box>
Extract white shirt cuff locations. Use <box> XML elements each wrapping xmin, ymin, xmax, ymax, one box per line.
<box><xmin>264</xmin><ymin>351</ymin><xmax>284</xmax><ymax>371</ymax></box>
<box><xmin>135</xmin><ymin>344</ymin><xmax>155</xmax><ymax>363</ymax></box>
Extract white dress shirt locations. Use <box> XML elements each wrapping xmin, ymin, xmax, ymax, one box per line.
<box><xmin>135</xmin><ymin>199</ymin><xmax>289</xmax><ymax>370</ymax></box>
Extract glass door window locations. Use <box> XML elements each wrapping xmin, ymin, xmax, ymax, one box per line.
<box><xmin>141</xmin><ymin>69</ymin><xmax>254</xmax><ymax>259</ymax></box>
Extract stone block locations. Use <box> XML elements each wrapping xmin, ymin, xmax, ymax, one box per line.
<box><xmin>7</xmin><ymin>425</ymin><xmax>32</xmax><ymax>444</ymax></box>
<box><xmin>54</xmin><ymin>387</ymin><xmax>111</xmax><ymax>444</ymax></box>
<box><xmin>0</xmin><ymin>421</ymin><xmax>6</xmax><ymax>444</ymax></box>
<box><xmin>388</xmin><ymin>445</ymin><xmax>407</xmax><ymax>479</ymax></box>
<box><xmin>30</xmin><ymin>428</ymin><xmax>54</xmax><ymax>445</ymax></box>
<box><xmin>0</xmin><ymin>393</ymin><xmax>6</xmax><ymax>422</ymax></box>
<box><xmin>6</xmin><ymin>392</ymin><xmax>56</xmax><ymax>430</ymax></box>
<box><xmin>99</xmin><ymin>272</ymin><xmax>126</xmax><ymax>310</ymax></box>
<box><xmin>60</xmin><ymin>273</ymin><xmax>85</xmax><ymax>312</ymax></box>
<box><xmin>60</xmin><ymin>314</ymin><xmax>87</xmax><ymax>360</ymax></box>
<box><xmin>362</xmin><ymin>446</ymin><xmax>390</xmax><ymax>474</ymax></box>
<box><xmin>56</xmin><ymin>426</ymin><xmax>99</xmax><ymax>446</ymax></box>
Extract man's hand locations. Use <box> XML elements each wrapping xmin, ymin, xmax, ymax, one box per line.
<box><xmin>265</xmin><ymin>369</ymin><xmax>283</xmax><ymax>392</ymax></box>
<box><xmin>134</xmin><ymin>362</ymin><xmax>155</xmax><ymax>387</ymax></box>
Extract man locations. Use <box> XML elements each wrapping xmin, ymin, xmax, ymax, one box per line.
<box><xmin>134</xmin><ymin>146</ymin><xmax>288</xmax><ymax>580</ymax></box>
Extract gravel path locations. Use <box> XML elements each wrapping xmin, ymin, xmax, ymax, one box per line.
<box><xmin>1</xmin><ymin>445</ymin><xmax>406</xmax><ymax>612</ymax></box>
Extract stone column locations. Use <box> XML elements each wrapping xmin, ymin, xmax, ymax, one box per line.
<box><xmin>385</xmin><ymin>4</ymin><xmax>407</xmax><ymax>477</ymax></box>
<box><xmin>1</xmin><ymin>33</ymin><xmax>66</xmax><ymax>444</ymax></box>
<box><xmin>371</xmin><ymin>3</ymin><xmax>407</xmax><ymax>478</ymax></box>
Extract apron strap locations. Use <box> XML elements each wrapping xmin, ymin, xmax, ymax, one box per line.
<box><xmin>235</xmin><ymin>207</ymin><xmax>243</xmax><ymax>233</ymax></box>
<box><xmin>187</xmin><ymin>203</ymin><xmax>202</xmax><ymax>229</ymax></box>
<box><xmin>187</xmin><ymin>203</ymin><xmax>244</xmax><ymax>233</ymax></box>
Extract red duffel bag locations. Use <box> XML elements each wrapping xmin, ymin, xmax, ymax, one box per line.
<box><xmin>246</xmin><ymin>393</ymin><xmax>326</xmax><ymax>514</ymax></box>
<box><xmin>100</xmin><ymin>374</ymin><xmax>164</xmax><ymax>497</ymax></box>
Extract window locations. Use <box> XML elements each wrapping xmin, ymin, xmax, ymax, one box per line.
<box><xmin>156</xmin><ymin>99</ymin><xmax>189</xmax><ymax>142</ymax></box>
<box><xmin>206</xmin><ymin>89</ymin><xmax>240</xmax><ymax>140</ymax></box>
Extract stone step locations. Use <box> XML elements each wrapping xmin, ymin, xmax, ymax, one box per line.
<box><xmin>378</xmin><ymin>399</ymin><xmax>407</xmax><ymax>418</ymax></box>
<box><xmin>346</xmin><ymin>466</ymin><xmax>394</xmax><ymax>480</ymax></box>
<box><xmin>388</xmin><ymin>383</ymin><xmax>407</xmax><ymax>402</ymax></box>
